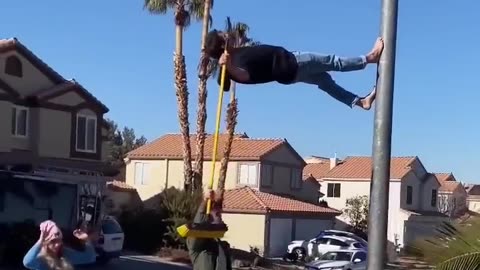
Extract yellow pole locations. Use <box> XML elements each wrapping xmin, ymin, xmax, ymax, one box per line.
<box><xmin>206</xmin><ymin>50</ymin><xmax>228</xmax><ymax>215</ymax></box>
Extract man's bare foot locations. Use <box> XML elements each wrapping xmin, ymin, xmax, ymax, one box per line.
<box><xmin>366</xmin><ymin>38</ymin><xmax>384</xmax><ymax>63</ymax></box>
<box><xmin>357</xmin><ymin>87</ymin><xmax>376</xmax><ymax>110</ymax></box>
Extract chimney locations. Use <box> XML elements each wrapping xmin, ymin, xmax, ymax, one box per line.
<box><xmin>330</xmin><ymin>157</ymin><xmax>339</xmax><ymax>169</ymax></box>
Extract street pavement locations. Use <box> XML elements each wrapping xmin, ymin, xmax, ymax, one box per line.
<box><xmin>8</xmin><ymin>255</ymin><xmax>191</xmax><ymax>270</ymax></box>
<box><xmin>88</xmin><ymin>255</ymin><xmax>191</xmax><ymax>270</ymax></box>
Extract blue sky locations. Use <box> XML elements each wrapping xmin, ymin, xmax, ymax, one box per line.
<box><xmin>2</xmin><ymin>1</ymin><xmax>479</xmax><ymax>182</ymax></box>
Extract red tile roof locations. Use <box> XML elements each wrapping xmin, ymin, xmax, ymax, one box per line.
<box><xmin>434</xmin><ymin>173</ymin><xmax>455</xmax><ymax>182</ymax></box>
<box><xmin>127</xmin><ymin>134</ymin><xmax>304</xmax><ymax>164</ymax></box>
<box><xmin>223</xmin><ymin>187</ymin><xmax>340</xmax><ymax>215</ymax></box>
<box><xmin>107</xmin><ymin>180</ymin><xmax>136</xmax><ymax>192</ymax></box>
<box><xmin>438</xmin><ymin>181</ymin><xmax>462</xmax><ymax>193</ymax></box>
<box><xmin>434</xmin><ymin>173</ymin><xmax>462</xmax><ymax>193</ymax></box>
<box><xmin>322</xmin><ymin>156</ymin><xmax>417</xmax><ymax>180</ymax></box>
<box><xmin>303</xmin><ymin>162</ymin><xmax>331</xmax><ymax>180</ymax></box>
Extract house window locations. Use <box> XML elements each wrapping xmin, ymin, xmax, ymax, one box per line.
<box><xmin>290</xmin><ymin>168</ymin><xmax>302</xmax><ymax>189</ymax></box>
<box><xmin>76</xmin><ymin>114</ymin><xmax>97</xmax><ymax>153</ymax></box>
<box><xmin>327</xmin><ymin>183</ymin><xmax>341</xmax><ymax>198</ymax></box>
<box><xmin>238</xmin><ymin>164</ymin><xmax>258</xmax><ymax>186</ymax></box>
<box><xmin>11</xmin><ymin>106</ymin><xmax>28</xmax><ymax>137</ymax></box>
<box><xmin>261</xmin><ymin>164</ymin><xmax>273</xmax><ymax>186</ymax></box>
<box><xmin>134</xmin><ymin>162</ymin><xmax>151</xmax><ymax>185</ymax></box>
<box><xmin>431</xmin><ymin>189</ymin><xmax>438</xmax><ymax>207</ymax></box>
<box><xmin>406</xmin><ymin>185</ymin><xmax>413</xmax><ymax>205</ymax></box>
<box><xmin>5</xmin><ymin>55</ymin><xmax>23</xmax><ymax>77</ymax></box>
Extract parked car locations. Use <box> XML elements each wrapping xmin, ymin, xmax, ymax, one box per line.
<box><xmin>305</xmin><ymin>249</ymin><xmax>367</xmax><ymax>270</ymax></box>
<box><xmin>287</xmin><ymin>235</ymin><xmax>365</xmax><ymax>259</ymax></box>
<box><xmin>316</xmin><ymin>230</ymin><xmax>368</xmax><ymax>247</ymax></box>
<box><xmin>95</xmin><ymin>216</ymin><xmax>124</xmax><ymax>264</ymax></box>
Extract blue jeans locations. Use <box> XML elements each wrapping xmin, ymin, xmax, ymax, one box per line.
<box><xmin>292</xmin><ymin>52</ymin><xmax>367</xmax><ymax>108</ymax></box>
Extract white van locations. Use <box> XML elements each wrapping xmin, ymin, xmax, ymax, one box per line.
<box><xmin>95</xmin><ymin>216</ymin><xmax>124</xmax><ymax>264</ymax></box>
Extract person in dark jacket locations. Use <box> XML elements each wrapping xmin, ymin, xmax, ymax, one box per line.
<box><xmin>205</xmin><ymin>30</ymin><xmax>384</xmax><ymax>110</ymax></box>
<box><xmin>187</xmin><ymin>189</ymin><xmax>232</xmax><ymax>270</ymax></box>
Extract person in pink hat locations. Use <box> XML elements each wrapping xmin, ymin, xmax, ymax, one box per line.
<box><xmin>23</xmin><ymin>220</ymin><xmax>97</xmax><ymax>270</ymax></box>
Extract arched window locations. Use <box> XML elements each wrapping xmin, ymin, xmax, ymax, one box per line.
<box><xmin>5</xmin><ymin>55</ymin><xmax>23</xmax><ymax>77</ymax></box>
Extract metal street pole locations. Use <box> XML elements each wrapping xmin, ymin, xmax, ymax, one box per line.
<box><xmin>367</xmin><ymin>0</ymin><xmax>399</xmax><ymax>269</ymax></box>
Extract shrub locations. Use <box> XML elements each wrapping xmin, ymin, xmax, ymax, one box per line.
<box><xmin>114</xmin><ymin>187</ymin><xmax>202</xmax><ymax>253</ymax></box>
<box><xmin>116</xmin><ymin>206</ymin><xmax>168</xmax><ymax>254</ymax></box>
<box><xmin>159</xmin><ymin>187</ymin><xmax>202</xmax><ymax>249</ymax></box>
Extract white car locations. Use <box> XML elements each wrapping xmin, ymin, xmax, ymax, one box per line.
<box><xmin>305</xmin><ymin>249</ymin><xmax>367</xmax><ymax>270</ymax></box>
<box><xmin>95</xmin><ymin>216</ymin><xmax>124</xmax><ymax>264</ymax></box>
<box><xmin>287</xmin><ymin>235</ymin><xmax>365</xmax><ymax>259</ymax></box>
<box><xmin>316</xmin><ymin>230</ymin><xmax>368</xmax><ymax>248</ymax></box>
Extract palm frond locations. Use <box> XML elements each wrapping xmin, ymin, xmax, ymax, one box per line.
<box><xmin>144</xmin><ymin>0</ymin><xmax>211</xmax><ymax>29</ymax></box>
<box><xmin>412</xmin><ymin>217</ymin><xmax>480</xmax><ymax>269</ymax></box>
<box><xmin>437</xmin><ymin>252</ymin><xmax>480</xmax><ymax>270</ymax></box>
<box><xmin>183</xmin><ymin>10</ymin><xmax>191</xmax><ymax>28</ymax></box>
<box><xmin>187</xmin><ymin>0</ymin><xmax>206</xmax><ymax>23</ymax></box>
<box><xmin>144</xmin><ymin>0</ymin><xmax>175</xmax><ymax>14</ymax></box>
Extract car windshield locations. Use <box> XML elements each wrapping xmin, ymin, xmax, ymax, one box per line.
<box><xmin>102</xmin><ymin>218</ymin><xmax>123</xmax><ymax>234</ymax></box>
<box><xmin>353</xmin><ymin>242</ymin><xmax>366</xmax><ymax>248</ymax></box>
<box><xmin>319</xmin><ymin>251</ymin><xmax>353</xmax><ymax>261</ymax></box>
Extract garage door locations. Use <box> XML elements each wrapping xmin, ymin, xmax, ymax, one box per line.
<box><xmin>269</xmin><ymin>218</ymin><xmax>293</xmax><ymax>257</ymax></box>
<box><xmin>295</xmin><ymin>219</ymin><xmax>334</xmax><ymax>240</ymax></box>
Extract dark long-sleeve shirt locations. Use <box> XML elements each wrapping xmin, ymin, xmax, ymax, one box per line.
<box><xmin>186</xmin><ymin>201</ymin><xmax>232</xmax><ymax>270</ymax></box>
<box><xmin>218</xmin><ymin>44</ymin><xmax>298</xmax><ymax>91</ymax></box>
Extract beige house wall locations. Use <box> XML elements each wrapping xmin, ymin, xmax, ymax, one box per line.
<box><xmin>222</xmin><ymin>213</ymin><xmax>266</xmax><ymax>253</ymax></box>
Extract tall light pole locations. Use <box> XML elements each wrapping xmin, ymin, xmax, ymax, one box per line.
<box><xmin>367</xmin><ymin>0</ymin><xmax>399</xmax><ymax>269</ymax></box>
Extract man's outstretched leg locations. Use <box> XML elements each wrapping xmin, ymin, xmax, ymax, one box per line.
<box><xmin>312</xmin><ymin>72</ymin><xmax>377</xmax><ymax>110</ymax></box>
<box><xmin>292</xmin><ymin>37</ymin><xmax>384</xmax><ymax>73</ymax></box>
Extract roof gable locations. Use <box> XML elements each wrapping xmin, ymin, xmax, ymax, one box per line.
<box><xmin>322</xmin><ymin>156</ymin><xmax>417</xmax><ymax>180</ymax></box>
<box><xmin>0</xmin><ymin>38</ymin><xmax>64</xmax><ymax>84</ymax></box>
<box><xmin>439</xmin><ymin>181</ymin><xmax>463</xmax><ymax>193</ymax></box>
<box><xmin>30</xmin><ymin>79</ymin><xmax>108</xmax><ymax>113</ymax></box>
<box><xmin>127</xmin><ymin>133</ymin><xmax>296</xmax><ymax>161</ymax></box>
<box><xmin>468</xmin><ymin>185</ymin><xmax>480</xmax><ymax>195</ymax></box>
<box><xmin>260</xmin><ymin>141</ymin><xmax>307</xmax><ymax>166</ymax></box>
<box><xmin>0</xmin><ymin>38</ymin><xmax>108</xmax><ymax>113</ymax></box>
<box><xmin>435</xmin><ymin>173</ymin><xmax>464</xmax><ymax>193</ymax></box>
<box><xmin>435</xmin><ymin>173</ymin><xmax>456</xmax><ymax>182</ymax></box>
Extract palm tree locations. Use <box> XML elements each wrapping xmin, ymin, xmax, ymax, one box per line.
<box><xmin>410</xmin><ymin>218</ymin><xmax>480</xmax><ymax>269</ymax></box>
<box><xmin>144</xmin><ymin>0</ymin><xmax>210</xmax><ymax>192</ymax></box>
<box><xmin>193</xmin><ymin>0</ymin><xmax>213</xmax><ymax>191</ymax></box>
<box><xmin>215</xmin><ymin>17</ymin><xmax>258</xmax><ymax>199</ymax></box>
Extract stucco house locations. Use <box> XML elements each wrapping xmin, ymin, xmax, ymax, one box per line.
<box><xmin>0</xmin><ymin>38</ymin><xmax>112</xmax><ymax>227</ymax></box>
<box><xmin>434</xmin><ymin>173</ymin><xmax>467</xmax><ymax>218</ymax></box>
<box><xmin>304</xmin><ymin>156</ymin><xmax>447</xmax><ymax>249</ymax></box>
<box><xmin>124</xmin><ymin>133</ymin><xmax>341</xmax><ymax>256</ymax></box>
<box><xmin>466</xmin><ymin>184</ymin><xmax>480</xmax><ymax>213</ymax></box>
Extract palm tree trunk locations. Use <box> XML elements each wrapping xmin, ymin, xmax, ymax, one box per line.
<box><xmin>174</xmin><ymin>5</ymin><xmax>193</xmax><ymax>192</ymax></box>
<box><xmin>217</xmin><ymin>83</ymin><xmax>238</xmax><ymax>200</ymax></box>
<box><xmin>194</xmin><ymin>0</ymin><xmax>212</xmax><ymax>191</ymax></box>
